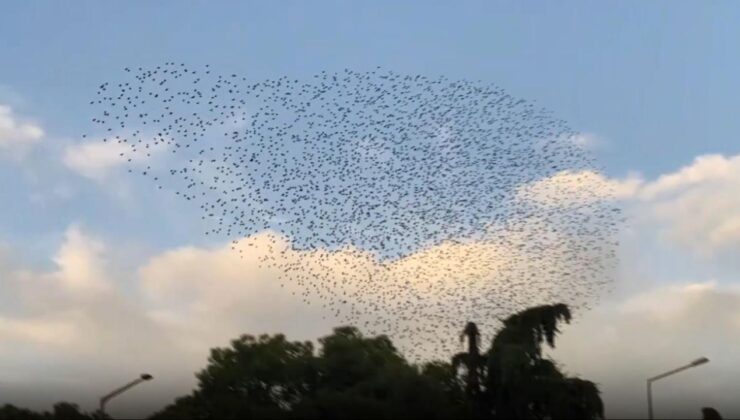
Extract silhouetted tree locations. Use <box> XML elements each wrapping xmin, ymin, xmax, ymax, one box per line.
<box><xmin>153</xmin><ymin>333</ymin><xmax>315</xmax><ymax>419</ymax></box>
<box><xmin>483</xmin><ymin>303</ymin><xmax>603</xmax><ymax>419</ymax></box>
<box><xmin>0</xmin><ymin>402</ymin><xmax>101</xmax><ymax>420</ymax></box>
<box><xmin>52</xmin><ymin>402</ymin><xmax>90</xmax><ymax>420</ymax></box>
<box><xmin>150</xmin><ymin>327</ymin><xmax>459</xmax><ymax>420</ymax></box>
<box><xmin>150</xmin><ymin>304</ymin><xmax>602</xmax><ymax>419</ymax></box>
<box><xmin>703</xmin><ymin>406</ymin><xmax>723</xmax><ymax>420</ymax></box>
<box><xmin>453</xmin><ymin>322</ymin><xmax>485</xmax><ymax>398</ymax></box>
<box><xmin>0</xmin><ymin>304</ymin><xmax>604</xmax><ymax>420</ymax></box>
<box><xmin>0</xmin><ymin>404</ymin><xmax>43</xmax><ymax>420</ymax></box>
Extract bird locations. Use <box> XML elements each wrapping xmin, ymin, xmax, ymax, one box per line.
<box><xmin>82</xmin><ymin>62</ymin><xmax>622</xmax><ymax>360</ymax></box>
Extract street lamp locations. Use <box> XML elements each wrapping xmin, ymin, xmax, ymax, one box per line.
<box><xmin>99</xmin><ymin>373</ymin><xmax>154</xmax><ymax>416</ymax></box>
<box><xmin>647</xmin><ymin>357</ymin><xmax>709</xmax><ymax>419</ymax></box>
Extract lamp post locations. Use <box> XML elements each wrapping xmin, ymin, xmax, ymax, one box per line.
<box><xmin>647</xmin><ymin>357</ymin><xmax>708</xmax><ymax>419</ymax></box>
<box><xmin>99</xmin><ymin>373</ymin><xmax>153</xmax><ymax>417</ymax></box>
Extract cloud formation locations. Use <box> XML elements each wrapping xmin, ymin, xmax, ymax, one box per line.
<box><xmin>1</xmin><ymin>152</ymin><xmax>739</xmax><ymax>418</ymax></box>
<box><xmin>518</xmin><ymin>169</ymin><xmax>641</xmax><ymax>207</ymax></box>
<box><xmin>63</xmin><ymin>135</ymin><xmax>169</xmax><ymax>180</ymax></box>
<box><xmin>0</xmin><ymin>217</ymin><xmax>611</xmax><ymax>416</ymax></box>
<box><xmin>0</xmin><ymin>104</ymin><xmax>44</xmax><ymax>158</ymax></box>
<box><xmin>636</xmin><ymin>154</ymin><xmax>740</xmax><ymax>255</ymax></box>
<box><xmin>0</xmin><ymin>227</ymin><xmax>197</xmax><ymax>417</ymax></box>
<box><xmin>62</xmin><ymin>141</ymin><xmax>130</xmax><ymax>180</ymax></box>
<box><xmin>0</xmin><ymin>223</ymin><xmax>737</xmax><ymax>418</ymax></box>
<box><xmin>569</xmin><ymin>132</ymin><xmax>604</xmax><ymax>150</ymax></box>
<box><xmin>138</xmin><ymin>228</ymin><xmax>571</xmax><ymax>358</ymax></box>
<box><xmin>524</xmin><ymin>153</ymin><xmax>740</xmax><ymax>256</ymax></box>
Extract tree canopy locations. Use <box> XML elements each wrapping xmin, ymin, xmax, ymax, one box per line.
<box><xmin>151</xmin><ymin>303</ymin><xmax>602</xmax><ymax>420</ymax></box>
<box><xmin>0</xmin><ymin>402</ymin><xmax>105</xmax><ymax>420</ymax></box>
<box><xmin>0</xmin><ymin>304</ymin><xmax>603</xmax><ymax>420</ymax></box>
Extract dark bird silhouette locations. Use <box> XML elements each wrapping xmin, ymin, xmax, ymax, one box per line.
<box><xmin>82</xmin><ymin>63</ymin><xmax>622</xmax><ymax>358</ymax></box>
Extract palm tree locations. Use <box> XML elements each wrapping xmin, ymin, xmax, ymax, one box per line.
<box><xmin>453</xmin><ymin>322</ymin><xmax>485</xmax><ymax>398</ymax></box>
<box><xmin>485</xmin><ymin>303</ymin><xmax>603</xmax><ymax>419</ymax></box>
<box><xmin>453</xmin><ymin>304</ymin><xmax>603</xmax><ymax>419</ymax></box>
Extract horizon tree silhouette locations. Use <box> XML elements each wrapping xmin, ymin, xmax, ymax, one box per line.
<box><xmin>483</xmin><ymin>303</ymin><xmax>603</xmax><ymax>419</ymax></box>
<box><xmin>147</xmin><ymin>303</ymin><xmax>603</xmax><ymax>419</ymax></box>
<box><xmin>0</xmin><ymin>304</ymin><xmax>606</xmax><ymax>420</ymax></box>
<box><xmin>703</xmin><ymin>406</ymin><xmax>723</xmax><ymax>420</ymax></box>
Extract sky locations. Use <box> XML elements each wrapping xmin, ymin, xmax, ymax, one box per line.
<box><xmin>1</xmin><ymin>1</ymin><xmax>739</xmax><ymax>418</ymax></box>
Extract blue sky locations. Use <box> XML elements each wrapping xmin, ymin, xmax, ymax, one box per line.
<box><xmin>1</xmin><ymin>2</ymin><xmax>740</xmax><ymax>419</ymax></box>
<box><xmin>3</xmin><ymin>1</ymin><xmax>740</xmax><ymax>255</ymax></box>
<box><xmin>3</xmin><ymin>1</ymin><xmax>740</xmax><ymax>176</ymax></box>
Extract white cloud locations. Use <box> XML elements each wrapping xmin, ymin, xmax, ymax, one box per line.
<box><xmin>137</xmin><ymin>230</ymin><xmax>563</xmax><ymax>357</ymax></box>
<box><xmin>522</xmin><ymin>153</ymin><xmax>740</xmax><ymax>256</ymax></box>
<box><xmin>3</xmin><ymin>146</ymin><xmax>740</xmax><ymax>418</ymax></box>
<box><xmin>518</xmin><ymin>169</ymin><xmax>641</xmax><ymax>207</ymax></box>
<box><xmin>0</xmin><ymin>317</ymin><xmax>77</xmax><ymax>346</ymax></box>
<box><xmin>0</xmin><ymin>104</ymin><xmax>44</xmax><ymax>157</ymax></box>
<box><xmin>61</xmin><ymin>136</ymin><xmax>173</xmax><ymax>208</ymax></box>
<box><xmin>62</xmin><ymin>135</ymin><xmax>169</xmax><ymax>180</ymax></box>
<box><xmin>570</xmin><ymin>132</ymin><xmax>605</xmax><ymax>150</ymax></box>
<box><xmin>1</xmin><ymin>226</ymin><xmax>737</xmax><ymax>419</ymax></box>
<box><xmin>0</xmin><ymin>222</ymin><xmax>601</xmax><ymax>416</ymax></box>
<box><xmin>51</xmin><ymin>226</ymin><xmax>112</xmax><ymax>296</ymax></box>
<box><xmin>0</xmin><ymin>227</ymin><xmax>193</xmax><ymax>417</ymax></box>
<box><xmin>634</xmin><ymin>154</ymin><xmax>740</xmax><ymax>255</ymax></box>
<box><xmin>62</xmin><ymin>141</ymin><xmax>129</xmax><ymax>179</ymax></box>
<box><xmin>638</xmin><ymin>154</ymin><xmax>740</xmax><ymax>199</ymax></box>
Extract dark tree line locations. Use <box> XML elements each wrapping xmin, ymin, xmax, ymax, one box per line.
<box><xmin>0</xmin><ymin>304</ymin><xmax>604</xmax><ymax>420</ymax></box>
<box><xmin>0</xmin><ymin>402</ymin><xmax>105</xmax><ymax>420</ymax></box>
<box><xmin>150</xmin><ymin>303</ymin><xmax>602</xmax><ymax>420</ymax></box>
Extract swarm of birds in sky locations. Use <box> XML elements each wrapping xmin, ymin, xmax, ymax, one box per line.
<box><xmin>84</xmin><ymin>63</ymin><xmax>621</xmax><ymax>358</ymax></box>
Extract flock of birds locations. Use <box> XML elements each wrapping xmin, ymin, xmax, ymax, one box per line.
<box><xmin>85</xmin><ymin>63</ymin><xmax>621</xmax><ymax>358</ymax></box>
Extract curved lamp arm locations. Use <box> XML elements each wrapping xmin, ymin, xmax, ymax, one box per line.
<box><xmin>99</xmin><ymin>373</ymin><xmax>153</xmax><ymax>415</ymax></box>
<box><xmin>647</xmin><ymin>358</ymin><xmax>708</xmax><ymax>419</ymax></box>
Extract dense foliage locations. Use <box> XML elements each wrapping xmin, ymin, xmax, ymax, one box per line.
<box><xmin>0</xmin><ymin>304</ymin><xmax>603</xmax><ymax>420</ymax></box>
<box><xmin>151</xmin><ymin>304</ymin><xmax>602</xmax><ymax>420</ymax></box>
<box><xmin>0</xmin><ymin>402</ymin><xmax>105</xmax><ymax>420</ymax></box>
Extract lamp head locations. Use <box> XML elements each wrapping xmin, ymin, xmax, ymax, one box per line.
<box><xmin>691</xmin><ymin>357</ymin><xmax>709</xmax><ymax>366</ymax></box>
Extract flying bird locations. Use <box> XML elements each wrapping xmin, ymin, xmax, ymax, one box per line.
<box><xmin>83</xmin><ymin>63</ymin><xmax>621</xmax><ymax>359</ymax></box>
